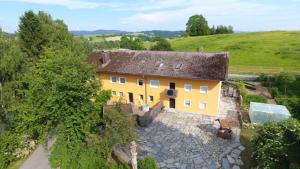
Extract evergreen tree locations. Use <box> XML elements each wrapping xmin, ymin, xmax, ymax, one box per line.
<box><xmin>18</xmin><ymin>11</ymin><xmax>45</xmax><ymax>60</ymax></box>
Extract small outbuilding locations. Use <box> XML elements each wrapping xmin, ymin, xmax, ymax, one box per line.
<box><xmin>249</xmin><ymin>102</ymin><xmax>291</xmax><ymax>125</ymax></box>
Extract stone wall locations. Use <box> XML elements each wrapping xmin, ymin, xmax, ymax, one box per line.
<box><xmin>139</xmin><ymin>101</ymin><xmax>163</xmax><ymax>127</ymax></box>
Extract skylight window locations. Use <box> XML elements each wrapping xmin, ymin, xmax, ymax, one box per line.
<box><xmin>175</xmin><ymin>63</ymin><xmax>182</xmax><ymax>69</ymax></box>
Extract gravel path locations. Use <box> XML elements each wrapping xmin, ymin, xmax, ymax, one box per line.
<box><xmin>20</xmin><ymin>135</ymin><xmax>55</xmax><ymax>169</ymax></box>
<box><xmin>20</xmin><ymin>145</ymin><xmax>51</xmax><ymax>169</ymax></box>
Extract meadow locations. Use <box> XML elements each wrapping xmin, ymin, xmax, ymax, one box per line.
<box><xmin>170</xmin><ymin>31</ymin><xmax>300</xmax><ymax>74</ymax></box>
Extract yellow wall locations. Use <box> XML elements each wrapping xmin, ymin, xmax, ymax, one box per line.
<box><xmin>98</xmin><ymin>73</ymin><xmax>222</xmax><ymax>116</ymax></box>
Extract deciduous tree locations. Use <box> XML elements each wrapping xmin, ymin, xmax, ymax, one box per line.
<box><xmin>186</xmin><ymin>14</ymin><xmax>210</xmax><ymax>36</ymax></box>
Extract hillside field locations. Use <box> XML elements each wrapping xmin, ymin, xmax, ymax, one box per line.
<box><xmin>170</xmin><ymin>31</ymin><xmax>300</xmax><ymax>74</ymax></box>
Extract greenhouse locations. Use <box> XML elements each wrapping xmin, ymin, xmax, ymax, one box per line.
<box><xmin>249</xmin><ymin>102</ymin><xmax>291</xmax><ymax>125</ymax></box>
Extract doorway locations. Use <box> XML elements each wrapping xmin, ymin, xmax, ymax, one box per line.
<box><xmin>169</xmin><ymin>98</ymin><xmax>175</xmax><ymax>108</ymax></box>
<box><xmin>128</xmin><ymin>92</ymin><xmax>133</xmax><ymax>103</ymax></box>
<box><xmin>170</xmin><ymin>82</ymin><xmax>175</xmax><ymax>89</ymax></box>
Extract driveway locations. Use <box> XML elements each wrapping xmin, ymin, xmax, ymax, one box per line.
<box><xmin>137</xmin><ymin>111</ymin><xmax>241</xmax><ymax>169</ymax></box>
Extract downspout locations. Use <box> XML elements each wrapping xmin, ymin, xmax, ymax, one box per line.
<box><xmin>143</xmin><ymin>75</ymin><xmax>147</xmax><ymax>104</ymax></box>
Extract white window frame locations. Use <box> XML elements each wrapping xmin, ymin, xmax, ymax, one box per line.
<box><xmin>200</xmin><ymin>86</ymin><xmax>208</xmax><ymax>94</ymax></box>
<box><xmin>119</xmin><ymin>92</ymin><xmax>124</xmax><ymax>97</ymax></box>
<box><xmin>119</xmin><ymin>77</ymin><xmax>126</xmax><ymax>84</ymax></box>
<box><xmin>199</xmin><ymin>102</ymin><xmax>207</xmax><ymax>110</ymax></box>
<box><xmin>111</xmin><ymin>91</ymin><xmax>116</xmax><ymax>96</ymax></box>
<box><xmin>184</xmin><ymin>84</ymin><xmax>192</xmax><ymax>92</ymax></box>
<box><xmin>110</xmin><ymin>76</ymin><xmax>117</xmax><ymax>83</ymax></box>
<box><xmin>184</xmin><ymin>100</ymin><xmax>191</xmax><ymax>107</ymax></box>
<box><xmin>137</xmin><ymin>79</ymin><xmax>144</xmax><ymax>86</ymax></box>
<box><xmin>150</xmin><ymin>80</ymin><xmax>160</xmax><ymax>89</ymax></box>
<box><xmin>149</xmin><ymin>96</ymin><xmax>154</xmax><ymax>102</ymax></box>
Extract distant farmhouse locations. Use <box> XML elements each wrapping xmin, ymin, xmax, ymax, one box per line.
<box><xmin>87</xmin><ymin>50</ymin><xmax>229</xmax><ymax>116</ymax></box>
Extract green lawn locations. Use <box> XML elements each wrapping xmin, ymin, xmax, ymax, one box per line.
<box><xmin>169</xmin><ymin>31</ymin><xmax>300</xmax><ymax>74</ymax></box>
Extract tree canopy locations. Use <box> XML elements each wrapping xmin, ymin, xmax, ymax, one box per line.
<box><xmin>120</xmin><ymin>36</ymin><xmax>144</xmax><ymax>50</ymax></box>
<box><xmin>186</xmin><ymin>14</ymin><xmax>234</xmax><ymax>36</ymax></box>
<box><xmin>0</xmin><ymin>11</ymin><xmax>136</xmax><ymax>169</ymax></box>
<box><xmin>186</xmin><ymin>14</ymin><xmax>210</xmax><ymax>36</ymax></box>
<box><xmin>150</xmin><ymin>37</ymin><xmax>172</xmax><ymax>51</ymax></box>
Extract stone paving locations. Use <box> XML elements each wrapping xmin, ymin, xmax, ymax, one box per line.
<box><xmin>137</xmin><ymin>111</ymin><xmax>239</xmax><ymax>169</ymax></box>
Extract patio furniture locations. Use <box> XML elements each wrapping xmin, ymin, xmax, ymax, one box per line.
<box><xmin>217</xmin><ymin>128</ymin><xmax>232</xmax><ymax>139</ymax></box>
<box><xmin>220</xmin><ymin>118</ymin><xmax>237</xmax><ymax>128</ymax></box>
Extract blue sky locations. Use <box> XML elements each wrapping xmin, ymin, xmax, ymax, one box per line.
<box><xmin>0</xmin><ymin>0</ymin><xmax>300</xmax><ymax>33</ymax></box>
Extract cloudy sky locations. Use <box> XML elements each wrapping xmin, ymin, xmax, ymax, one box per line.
<box><xmin>0</xmin><ymin>0</ymin><xmax>300</xmax><ymax>33</ymax></box>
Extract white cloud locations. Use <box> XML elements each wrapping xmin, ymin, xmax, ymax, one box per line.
<box><xmin>12</xmin><ymin>0</ymin><xmax>122</xmax><ymax>9</ymax></box>
<box><xmin>121</xmin><ymin>0</ymin><xmax>279</xmax><ymax>30</ymax></box>
<box><xmin>116</xmin><ymin>0</ymin><xmax>187</xmax><ymax>11</ymax></box>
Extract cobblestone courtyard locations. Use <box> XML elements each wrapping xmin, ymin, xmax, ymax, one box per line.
<box><xmin>137</xmin><ymin>111</ymin><xmax>238</xmax><ymax>169</ymax></box>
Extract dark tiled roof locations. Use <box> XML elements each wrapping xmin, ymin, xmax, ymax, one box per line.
<box><xmin>87</xmin><ymin>50</ymin><xmax>229</xmax><ymax>81</ymax></box>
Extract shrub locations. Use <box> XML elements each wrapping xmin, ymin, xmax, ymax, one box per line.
<box><xmin>276</xmin><ymin>97</ymin><xmax>300</xmax><ymax>119</ymax></box>
<box><xmin>252</xmin><ymin>118</ymin><xmax>300</xmax><ymax>169</ymax></box>
<box><xmin>270</xmin><ymin>87</ymin><xmax>279</xmax><ymax>97</ymax></box>
<box><xmin>137</xmin><ymin>157</ymin><xmax>158</xmax><ymax>169</ymax></box>
<box><xmin>233</xmin><ymin>80</ymin><xmax>247</xmax><ymax>108</ymax></box>
<box><xmin>290</xmin><ymin>163</ymin><xmax>300</xmax><ymax>169</ymax></box>
<box><xmin>245</xmin><ymin>95</ymin><xmax>267</xmax><ymax>106</ymax></box>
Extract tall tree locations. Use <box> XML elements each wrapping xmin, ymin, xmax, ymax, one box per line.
<box><xmin>18</xmin><ymin>11</ymin><xmax>45</xmax><ymax>60</ymax></box>
<box><xmin>277</xmin><ymin>72</ymin><xmax>296</xmax><ymax>96</ymax></box>
<box><xmin>186</xmin><ymin>14</ymin><xmax>210</xmax><ymax>36</ymax></box>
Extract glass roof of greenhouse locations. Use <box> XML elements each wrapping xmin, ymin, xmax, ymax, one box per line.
<box><xmin>249</xmin><ymin>102</ymin><xmax>291</xmax><ymax>115</ymax></box>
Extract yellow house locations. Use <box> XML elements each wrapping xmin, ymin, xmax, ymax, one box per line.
<box><xmin>87</xmin><ymin>50</ymin><xmax>229</xmax><ymax>117</ymax></box>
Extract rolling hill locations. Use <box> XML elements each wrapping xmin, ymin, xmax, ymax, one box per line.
<box><xmin>71</xmin><ymin>29</ymin><xmax>184</xmax><ymax>38</ymax></box>
<box><xmin>169</xmin><ymin>31</ymin><xmax>300</xmax><ymax>74</ymax></box>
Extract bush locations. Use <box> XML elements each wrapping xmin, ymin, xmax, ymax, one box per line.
<box><xmin>245</xmin><ymin>95</ymin><xmax>267</xmax><ymax>106</ymax></box>
<box><xmin>276</xmin><ymin>97</ymin><xmax>300</xmax><ymax>119</ymax></box>
<box><xmin>0</xmin><ymin>132</ymin><xmax>23</xmax><ymax>169</ymax></box>
<box><xmin>270</xmin><ymin>87</ymin><xmax>279</xmax><ymax>97</ymax></box>
<box><xmin>252</xmin><ymin>118</ymin><xmax>300</xmax><ymax>169</ymax></box>
<box><xmin>290</xmin><ymin>163</ymin><xmax>300</xmax><ymax>169</ymax></box>
<box><xmin>137</xmin><ymin>157</ymin><xmax>158</xmax><ymax>169</ymax></box>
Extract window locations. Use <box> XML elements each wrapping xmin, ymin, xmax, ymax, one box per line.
<box><xmin>200</xmin><ymin>86</ymin><xmax>208</xmax><ymax>94</ymax></box>
<box><xmin>149</xmin><ymin>96</ymin><xmax>154</xmax><ymax>102</ymax></box>
<box><xmin>175</xmin><ymin>63</ymin><xmax>182</xmax><ymax>69</ymax></box>
<box><xmin>184</xmin><ymin>84</ymin><xmax>192</xmax><ymax>92</ymax></box>
<box><xmin>137</xmin><ymin>79</ymin><xmax>144</xmax><ymax>86</ymax></box>
<box><xmin>119</xmin><ymin>92</ymin><xmax>124</xmax><ymax>97</ymax></box>
<box><xmin>110</xmin><ymin>76</ymin><xmax>117</xmax><ymax>83</ymax></box>
<box><xmin>112</xmin><ymin>91</ymin><xmax>116</xmax><ymax>96</ymax></box>
<box><xmin>184</xmin><ymin>100</ymin><xmax>191</xmax><ymax>107</ymax></box>
<box><xmin>150</xmin><ymin>80</ymin><xmax>160</xmax><ymax>88</ymax></box>
<box><xmin>119</xmin><ymin>77</ymin><xmax>126</xmax><ymax>84</ymax></box>
<box><xmin>139</xmin><ymin>95</ymin><xmax>144</xmax><ymax>100</ymax></box>
<box><xmin>199</xmin><ymin>102</ymin><xmax>206</xmax><ymax>109</ymax></box>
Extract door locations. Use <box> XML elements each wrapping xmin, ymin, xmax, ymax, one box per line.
<box><xmin>128</xmin><ymin>92</ymin><xmax>133</xmax><ymax>103</ymax></box>
<box><xmin>170</xmin><ymin>82</ymin><xmax>175</xmax><ymax>89</ymax></box>
<box><xmin>169</xmin><ymin>98</ymin><xmax>175</xmax><ymax>108</ymax></box>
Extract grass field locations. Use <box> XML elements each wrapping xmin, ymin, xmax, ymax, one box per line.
<box><xmin>81</xmin><ymin>34</ymin><xmax>121</xmax><ymax>43</ymax></box>
<box><xmin>169</xmin><ymin>31</ymin><xmax>300</xmax><ymax>74</ymax></box>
